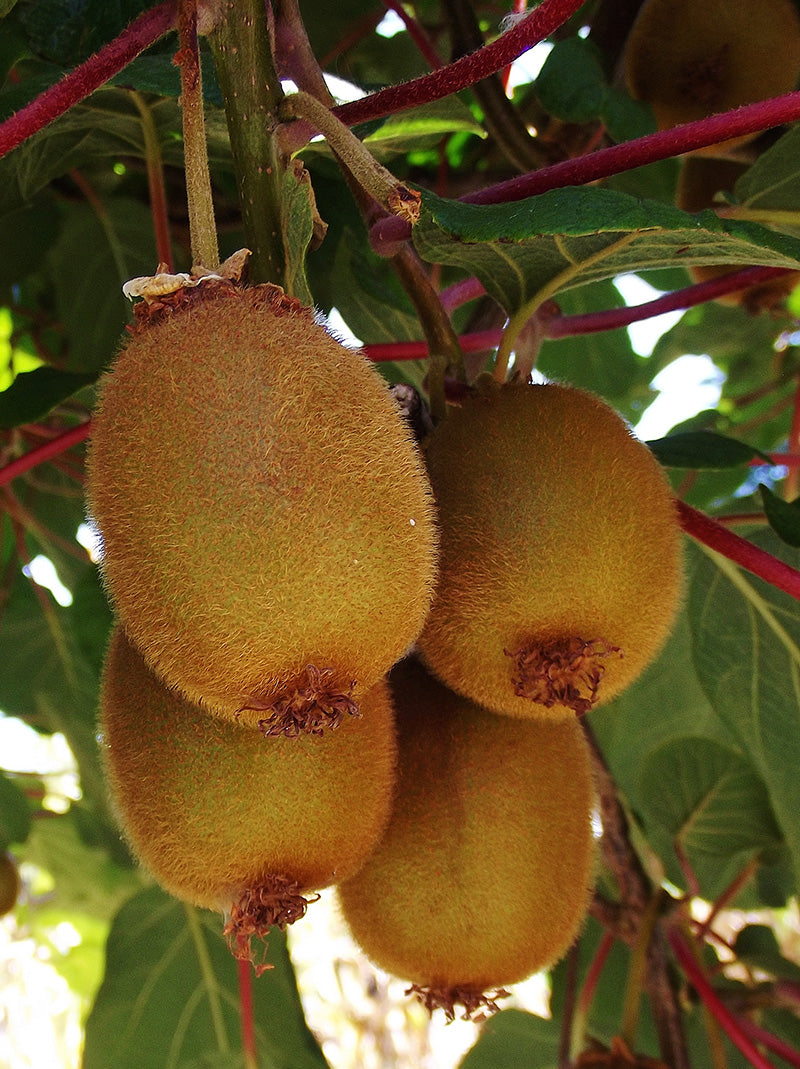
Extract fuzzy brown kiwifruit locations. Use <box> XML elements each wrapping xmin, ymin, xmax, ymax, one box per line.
<box><xmin>416</xmin><ymin>377</ymin><xmax>682</xmax><ymax>720</ymax></box>
<box><xmin>0</xmin><ymin>852</ymin><xmax>20</xmax><ymax>916</ymax></box>
<box><xmin>624</xmin><ymin>0</ymin><xmax>800</xmax><ymax>155</ymax></box>
<box><xmin>86</xmin><ymin>280</ymin><xmax>437</xmax><ymax>734</ymax></box>
<box><xmin>337</xmin><ymin>656</ymin><xmax>596</xmax><ymax>1021</ymax></box>
<box><xmin>677</xmin><ymin>156</ymin><xmax>800</xmax><ymax>311</ymax></box>
<box><xmin>99</xmin><ymin>625</ymin><xmax>397</xmax><ymax>971</ymax></box>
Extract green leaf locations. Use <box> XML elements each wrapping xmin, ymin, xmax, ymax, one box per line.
<box><xmin>688</xmin><ymin>534</ymin><xmax>800</xmax><ymax>889</ymax></box>
<box><xmin>0</xmin><ymin>772</ymin><xmax>32</xmax><ymax>848</ymax></box>
<box><xmin>458</xmin><ymin>1008</ymin><xmax>559</xmax><ymax>1069</ymax></box>
<box><xmin>44</xmin><ymin>198</ymin><xmax>159</xmax><ymax>373</ymax></box>
<box><xmin>0</xmin><ymin>366</ymin><xmax>95</xmax><ymax>427</ymax></box>
<box><xmin>413</xmin><ymin>187</ymin><xmax>800</xmax><ymax>315</ymax></box>
<box><xmin>640</xmin><ymin>736</ymin><xmax>782</xmax><ymax>856</ymax></box>
<box><xmin>735</xmin><ymin>126</ymin><xmax>800</xmax><ymax>216</ymax></box>
<box><xmin>362</xmin><ymin>98</ymin><xmax>485</xmax><ymax>152</ymax></box>
<box><xmin>759</xmin><ymin>485</ymin><xmax>800</xmax><ymax>548</ymax></box>
<box><xmin>17</xmin><ymin>0</ymin><xmax>153</xmax><ymax>67</ymax></box>
<box><xmin>733</xmin><ymin>924</ymin><xmax>800</xmax><ymax>982</ymax></box>
<box><xmin>281</xmin><ymin>161</ymin><xmax>316</xmax><ymax>305</ymax></box>
<box><xmin>83</xmin><ymin>887</ymin><xmax>331</xmax><ymax>1069</ymax></box>
<box><xmin>648</xmin><ymin>430</ymin><xmax>773</xmax><ymax>469</ymax></box>
<box><xmin>534</xmin><ymin>37</ymin><xmax>607</xmax><ymax>124</ymax></box>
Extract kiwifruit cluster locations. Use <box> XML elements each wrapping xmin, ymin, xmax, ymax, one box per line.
<box><xmin>89</xmin><ymin>265</ymin><xmax>682</xmax><ymax>1001</ymax></box>
<box><xmin>624</xmin><ymin>0</ymin><xmax>800</xmax><ymax>156</ymax></box>
<box><xmin>87</xmin><ymin>275</ymin><xmax>438</xmax><ymax>734</ymax></box>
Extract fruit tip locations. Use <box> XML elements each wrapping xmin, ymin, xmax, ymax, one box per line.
<box><xmin>405</xmin><ymin>983</ymin><xmax>512</xmax><ymax>1022</ymax></box>
<box><xmin>505</xmin><ymin>636</ymin><xmax>622</xmax><ymax>716</ymax></box>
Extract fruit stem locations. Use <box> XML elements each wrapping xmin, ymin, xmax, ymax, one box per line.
<box><xmin>332</xmin><ymin>0</ymin><xmax>585</xmax><ymax>127</ymax></box>
<box><xmin>677</xmin><ymin>500</ymin><xmax>800</xmax><ymax>602</ymax></box>
<box><xmin>237</xmin><ymin>958</ymin><xmax>258</xmax><ymax>1069</ymax></box>
<box><xmin>130</xmin><ymin>90</ymin><xmax>174</xmax><ymax>270</ymax></box>
<box><xmin>0</xmin><ymin>422</ymin><xmax>92</xmax><ymax>489</ymax></box>
<box><xmin>176</xmin><ymin>0</ymin><xmax>220</xmax><ymax>270</ymax></box>
<box><xmin>0</xmin><ymin>2</ymin><xmax>177</xmax><ymax>161</ymax></box>
<box><xmin>278</xmin><ymin>92</ymin><xmax>421</xmax><ymax>224</ymax></box>
<box><xmin>209</xmin><ymin>0</ymin><xmax>286</xmax><ymax>285</ymax></box>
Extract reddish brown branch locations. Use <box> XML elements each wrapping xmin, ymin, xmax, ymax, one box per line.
<box><xmin>0</xmin><ymin>1</ymin><xmax>177</xmax><ymax>160</ymax></box>
<box><xmin>677</xmin><ymin>500</ymin><xmax>800</xmax><ymax>602</ymax></box>
<box><xmin>668</xmin><ymin>928</ymin><xmax>779</xmax><ymax>1069</ymax></box>
<box><xmin>0</xmin><ymin>423</ymin><xmax>91</xmax><ymax>488</ymax></box>
<box><xmin>333</xmin><ymin>0</ymin><xmax>585</xmax><ymax>126</ymax></box>
<box><xmin>464</xmin><ymin>90</ymin><xmax>800</xmax><ymax>205</ymax></box>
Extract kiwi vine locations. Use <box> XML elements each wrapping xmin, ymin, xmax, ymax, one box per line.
<box><xmin>2</xmin><ymin>1</ymin><xmax>800</xmax><ymax>1068</ymax></box>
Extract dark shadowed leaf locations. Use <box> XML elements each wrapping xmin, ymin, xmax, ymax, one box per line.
<box><xmin>648</xmin><ymin>431</ymin><xmax>773</xmax><ymax>469</ymax></box>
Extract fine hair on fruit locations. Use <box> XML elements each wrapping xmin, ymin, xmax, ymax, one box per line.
<box><xmin>99</xmin><ymin>625</ymin><xmax>397</xmax><ymax>970</ymax></box>
<box><xmin>87</xmin><ymin>279</ymin><xmax>438</xmax><ymax>734</ymax></box>
<box><xmin>416</xmin><ymin>376</ymin><xmax>683</xmax><ymax>719</ymax></box>
<box><xmin>337</xmin><ymin>655</ymin><xmax>596</xmax><ymax>1021</ymax></box>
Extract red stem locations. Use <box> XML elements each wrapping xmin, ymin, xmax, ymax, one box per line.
<box><xmin>464</xmin><ymin>90</ymin><xmax>800</xmax><ymax>204</ymax></box>
<box><xmin>237</xmin><ymin>957</ymin><xmax>257</xmax><ymax>1068</ymax></box>
<box><xmin>542</xmin><ymin>268</ymin><xmax>793</xmax><ymax>337</ymax></box>
<box><xmin>0</xmin><ymin>1</ymin><xmax>177</xmax><ymax>160</ymax></box>
<box><xmin>380</xmin><ymin>0</ymin><xmax>443</xmax><ymax>69</ymax></box>
<box><xmin>677</xmin><ymin>500</ymin><xmax>800</xmax><ymax>602</ymax></box>
<box><xmin>501</xmin><ymin>0</ymin><xmax>529</xmax><ymax>92</ymax></box>
<box><xmin>366</xmin><ymin>265</ymin><xmax>792</xmax><ymax>361</ymax></box>
<box><xmin>734</xmin><ymin>1017</ymin><xmax>800</xmax><ymax>1069</ymax></box>
<box><xmin>577</xmin><ymin>928</ymin><xmax>615</xmax><ymax>1020</ymax></box>
<box><xmin>668</xmin><ymin>928</ymin><xmax>778</xmax><ymax>1069</ymax></box>
<box><xmin>363</xmin><ymin>328</ymin><xmax>499</xmax><ymax>362</ymax></box>
<box><xmin>334</xmin><ymin>0</ymin><xmax>585</xmax><ymax>126</ymax></box>
<box><xmin>0</xmin><ymin>423</ymin><xmax>92</xmax><ymax>488</ymax></box>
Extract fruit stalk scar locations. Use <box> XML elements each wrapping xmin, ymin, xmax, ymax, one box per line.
<box><xmin>505</xmin><ymin>636</ymin><xmax>622</xmax><ymax>716</ymax></box>
<box><xmin>224</xmin><ymin>877</ymin><xmax>321</xmax><ymax>977</ymax></box>
<box><xmin>238</xmin><ymin>665</ymin><xmax>360</xmax><ymax>738</ymax></box>
<box><xmin>405</xmin><ymin>984</ymin><xmax>512</xmax><ymax>1023</ymax></box>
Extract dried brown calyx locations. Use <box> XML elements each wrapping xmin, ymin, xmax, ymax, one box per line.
<box><xmin>239</xmin><ymin>665</ymin><xmax>360</xmax><ymax>737</ymax></box>
<box><xmin>224</xmin><ymin>877</ymin><xmax>320</xmax><ymax>977</ymax></box>
<box><xmin>505</xmin><ymin>636</ymin><xmax>622</xmax><ymax>716</ymax></box>
<box><xmin>406</xmin><ymin>983</ymin><xmax>511</xmax><ymax>1022</ymax></box>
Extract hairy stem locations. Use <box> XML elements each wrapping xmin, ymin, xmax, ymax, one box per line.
<box><xmin>678</xmin><ymin>500</ymin><xmax>800</xmax><ymax>602</ymax></box>
<box><xmin>237</xmin><ymin>958</ymin><xmax>258</xmax><ymax>1069</ymax></box>
<box><xmin>465</xmin><ymin>90</ymin><xmax>800</xmax><ymax>205</ymax></box>
<box><xmin>333</xmin><ymin>0</ymin><xmax>585</xmax><ymax>126</ymax></box>
<box><xmin>0</xmin><ymin>2</ymin><xmax>177</xmax><ymax>160</ymax></box>
<box><xmin>279</xmin><ymin>92</ymin><xmax>420</xmax><ymax>220</ymax></box>
<box><xmin>209</xmin><ymin>0</ymin><xmax>286</xmax><ymax>285</ymax></box>
<box><xmin>176</xmin><ymin>0</ymin><xmax>219</xmax><ymax>269</ymax></box>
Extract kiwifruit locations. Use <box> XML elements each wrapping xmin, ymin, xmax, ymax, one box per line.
<box><xmin>677</xmin><ymin>156</ymin><xmax>800</xmax><ymax>311</ymax></box>
<box><xmin>416</xmin><ymin>377</ymin><xmax>682</xmax><ymax>719</ymax></box>
<box><xmin>0</xmin><ymin>852</ymin><xmax>20</xmax><ymax>916</ymax></box>
<box><xmin>86</xmin><ymin>279</ymin><xmax>437</xmax><ymax>734</ymax></box>
<box><xmin>624</xmin><ymin>0</ymin><xmax>800</xmax><ymax>156</ymax></box>
<box><xmin>99</xmin><ymin>625</ymin><xmax>397</xmax><ymax>971</ymax></box>
<box><xmin>337</xmin><ymin>656</ymin><xmax>596</xmax><ymax>1021</ymax></box>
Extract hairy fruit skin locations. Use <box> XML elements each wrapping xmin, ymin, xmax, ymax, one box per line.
<box><xmin>87</xmin><ymin>282</ymin><xmax>437</xmax><ymax>727</ymax></box>
<box><xmin>99</xmin><ymin>626</ymin><xmax>397</xmax><ymax>920</ymax></box>
<box><xmin>337</xmin><ymin>657</ymin><xmax>596</xmax><ymax>1020</ymax></box>
<box><xmin>624</xmin><ymin>0</ymin><xmax>800</xmax><ymax>155</ymax></box>
<box><xmin>417</xmin><ymin>378</ymin><xmax>682</xmax><ymax>719</ymax></box>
